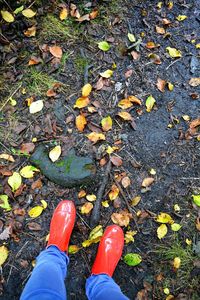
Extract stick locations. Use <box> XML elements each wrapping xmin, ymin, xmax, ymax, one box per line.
<box><xmin>90</xmin><ymin>161</ymin><xmax>111</xmax><ymax>228</ymax></box>
<box><xmin>0</xmin><ymin>83</ymin><xmax>22</xmax><ymax>112</ymax></box>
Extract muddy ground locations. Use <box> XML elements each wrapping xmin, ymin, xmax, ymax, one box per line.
<box><xmin>0</xmin><ymin>0</ymin><xmax>200</xmax><ymax>299</ymax></box>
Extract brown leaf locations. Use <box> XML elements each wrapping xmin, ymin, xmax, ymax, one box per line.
<box><xmin>49</xmin><ymin>45</ymin><xmax>63</xmax><ymax>58</ymax></box>
<box><xmin>189</xmin><ymin>118</ymin><xmax>200</xmax><ymax>129</ymax></box>
<box><xmin>162</xmin><ymin>18</ymin><xmax>172</xmax><ymax>25</ymax></box>
<box><xmin>99</xmin><ymin>157</ymin><xmax>107</xmax><ymax>166</ymax></box>
<box><xmin>14</xmin><ymin>184</ymin><xmax>26</xmax><ymax>197</ymax></box>
<box><xmin>155</xmin><ymin>26</ymin><xmax>165</xmax><ymax>34</ymax></box>
<box><xmin>27</xmin><ymin>222</ymin><xmax>42</xmax><ymax>231</ymax></box>
<box><xmin>125</xmin><ymin>69</ymin><xmax>133</xmax><ymax>78</ymax></box>
<box><xmin>110</xmin><ymin>155</ymin><xmax>123</xmax><ymax>166</ymax></box>
<box><xmin>89</xmin><ymin>8</ymin><xmax>98</xmax><ymax>20</ymax></box>
<box><xmin>117</xmin><ymin>111</ymin><xmax>133</xmax><ymax>121</ymax></box>
<box><xmin>20</xmin><ymin>143</ymin><xmax>35</xmax><ymax>154</ymax></box>
<box><xmin>111</xmin><ymin>210</ymin><xmax>132</xmax><ymax>227</ymax></box>
<box><xmin>24</xmin><ymin>25</ymin><xmax>36</xmax><ymax>37</ymax></box>
<box><xmin>13</xmin><ymin>208</ymin><xmax>26</xmax><ymax>216</ymax></box>
<box><xmin>156</xmin><ymin>78</ymin><xmax>166</xmax><ymax>92</ymax></box>
<box><xmin>146</xmin><ymin>41</ymin><xmax>159</xmax><ymax>49</ymax></box>
<box><xmin>77</xmin><ymin>14</ymin><xmax>90</xmax><ymax>22</ymax></box>
<box><xmin>189</xmin><ymin>78</ymin><xmax>200</xmax><ymax>87</ymax></box>
<box><xmin>31</xmin><ymin>179</ymin><xmax>43</xmax><ymax>190</ymax></box>
<box><xmin>148</xmin><ymin>53</ymin><xmax>162</xmax><ymax>64</ymax></box>
<box><xmin>70</xmin><ymin>3</ymin><xmax>80</xmax><ymax>18</ymax></box>
<box><xmin>141</xmin><ymin>177</ymin><xmax>154</xmax><ymax>187</ymax></box>
<box><xmin>28</xmin><ymin>56</ymin><xmax>42</xmax><ymax>66</ymax></box>
<box><xmin>121</xmin><ymin>176</ymin><xmax>131</xmax><ymax>188</ymax></box>
<box><xmin>131</xmin><ymin>51</ymin><xmax>140</xmax><ymax>60</ymax></box>
<box><xmin>46</xmin><ymin>89</ymin><xmax>56</xmax><ymax>97</ymax></box>
<box><xmin>128</xmin><ymin>96</ymin><xmax>142</xmax><ymax>105</ymax></box>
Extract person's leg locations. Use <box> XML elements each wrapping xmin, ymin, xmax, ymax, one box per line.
<box><xmin>20</xmin><ymin>246</ymin><xmax>68</xmax><ymax>300</ymax></box>
<box><xmin>86</xmin><ymin>274</ymin><xmax>129</xmax><ymax>300</ymax></box>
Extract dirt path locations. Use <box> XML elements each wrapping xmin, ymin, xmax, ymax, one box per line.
<box><xmin>0</xmin><ymin>0</ymin><xmax>200</xmax><ymax>299</ymax></box>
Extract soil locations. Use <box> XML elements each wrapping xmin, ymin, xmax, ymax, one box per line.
<box><xmin>0</xmin><ymin>0</ymin><xmax>200</xmax><ymax>299</ymax></box>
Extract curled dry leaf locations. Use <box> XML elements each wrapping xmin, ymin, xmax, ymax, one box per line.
<box><xmin>110</xmin><ymin>155</ymin><xmax>123</xmax><ymax>167</ymax></box>
<box><xmin>49</xmin><ymin>145</ymin><xmax>61</xmax><ymax>162</ymax></box>
<box><xmin>80</xmin><ymin>202</ymin><xmax>93</xmax><ymax>214</ymax></box>
<box><xmin>121</xmin><ymin>176</ymin><xmax>131</xmax><ymax>188</ymax></box>
<box><xmin>108</xmin><ymin>184</ymin><xmax>119</xmax><ymax>201</ymax></box>
<box><xmin>148</xmin><ymin>53</ymin><xmax>162</xmax><ymax>64</ymax></box>
<box><xmin>156</xmin><ymin>78</ymin><xmax>166</xmax><ymax>92</ymax></box>
<box><xmin>117</xmin><ymin>111</ymin><xmax>133</xmax><ymax>121</ymax></box>
<box><xmin>131</xmin><ymin>51</ymin><xmax>140</xmax><ymax>60</ymax></box>
<box><xmin>28</xmin><ymin>56</ymin><xmax>42</xmax><ymax>66</ymax></box>
<box><xmin>24</xmin><ymin>25</ymin><xmax>36</xmax><ymax>37</ymax></box>
<box><xmin>27</xmin><ymin>222</ymin><xmax>42</xmax><ymax>231</ymax></box>
<box><xmin>76</xmin><ymin>114</ymin><xmax>87</xmax><ymax>132</ymax></box>
<box><xmin>31</xmin><ymin>178</ymin><xmax>43</xmax><ymax>190</ymax></box>
<box><xmin>74</xmin><ymin>97</ymin><xmax>90</xmax><ymax>109</ymax></box>
<box><xmin>111</xmin><ymin>209</ymin><xmax>132</xmax><ymax>227</ymax></box>
<box><xmin>70</xmin><ymin>3</ymin><xmax>80</xmax><ymax>18</ymax></box>
<box><xmin>86</xmin><ymin>132</ymin><xmax>106</xmax><ymax>144</ymax></box>
<box><xmin>155</xmin><ymin>26</ymin><xmax>165</xmax><ymax>34</ymax></box>
<box><xmin>89</xmin><ymin>8</ymin><xmax>98</xmax><ymax>20</ymax></box>
<box><xmin>49</xmin><ymin>45</ymin><xmax>63</xmax><ymax>58</ymax></box>
<box><xmin>0</xmin><ymin>226</ymin><xmax>11</xmax><ymax>240</ymax></box>
<box><xmin>146</xmin><ymin>41</ymin><xmax>159</xmax><ymax>49</ymax></box>
<box><xmin>141</xmin><ymin>177</ymin><xmax>154</xmax><ymax>187</ymax></box>
<box><xmin>0</xmin><ymin>153</ymin><xmax>15</xmax><ymax>162</ymax></box>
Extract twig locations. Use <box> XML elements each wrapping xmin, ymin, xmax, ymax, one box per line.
<box><xmin>0</xmin><ymin>83</ymin><xmax>22</xmax><ymax>112</ymax></box>
<box><xmin>77</xmin><ymin>212</ymin><xmax>91</xmax><ymax>230</ymax></box>
<box><xmin>2</xmin><ymin>0</ymin><xmax>12</xmax><ymax>11</ymax></box>
<box><xmin>16</xmin><ymin>241</ymin><xmax>29</xmax><ymax>258</ymax></box>
<box><xmin>166</xmin><ymin>58</ymin><xmax>181</xmax><ymax>70</ymax></box>
<box><xmin>90</xmin><ymin>161</ymin><xmax>111</xmax><ymax>228</ymax></box>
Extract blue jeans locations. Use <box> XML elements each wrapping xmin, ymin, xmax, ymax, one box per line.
<box><xmin>20</xmin><ymin>246</ymin><xmax>129</xmax><ymax>300</ymax></box>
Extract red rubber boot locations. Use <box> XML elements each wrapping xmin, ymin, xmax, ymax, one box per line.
<box><xmin>47</xmin><ymin>200</ymin><xmax>76</xmax><ymax>252</ymax></box>
<box><xmin>91</xmin><ymin>225</ymin><xmax>124</xmax><ymax>277</ymax></box>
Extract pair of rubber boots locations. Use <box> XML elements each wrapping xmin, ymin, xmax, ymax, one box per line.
<box><xmin>47</xmin><ymin>200</ymin><xmax>124</xmax><ymax>276</ymax></box>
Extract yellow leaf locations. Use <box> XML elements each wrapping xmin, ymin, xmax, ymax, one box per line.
<box><xmin>117</xmin><ymin>111</ymin><xmax>133</xmax><ymax>121</ymax></box>
<box><xmin>100</xmin><ymin>69</ymin><xmax>113</xmax><ymax>78</ymax></box>
<box><xmin>49</xmin><ymin>145</ymin><xmax>61</xmax><ymax>162</ymax></box>
<box><xmin>82</xmin><ymin>236</ymin><xmax>100</xmax><ymax>247</ymax></box>
<box><xmin>166</xmin><ymin>295</ymin><xmax>175</xmax><ymax>300</ymax></box>
<box><xmin>78</xmin><ymin>189</ymin><xmax>86</xmax><ymax>198</ymax></box>
<box><xmin>80</xmin><ymin>202</ymin><xmax>93</xmax><ymax>214</ymax></box>
<box><xmin>157</xmin><ymin>224</ymin><xmax>168</xmax><ymax>239</ymax></box>
<box><xmin>68</xmin><ymin>245</ymin><xmax>80</xmax><ymax>254</ymax></box>
<box><xmin>185</xmin><ymin>238</ymin><xmax>192</xmax><ymax>245</ymax></box>
<box><xmin>0</xmin><ymin>195</ymin><xmax>11</xmax><ymax>211</ymax></box>
<box><xmin>173</xmin><ymin>204</ymin><xmax>180</xmax><ymax>212</ymax></box>
<box><xmin>29</xmin><ymin>100</ymin><xmax>44</xmax><ymax>114</ymax></box>
<box><xmin>182</xmin><ymin>115</ymin><xmax>190</xmax><ymax>121</ymax></box>
<box><xmin>157</xmin><ymin>2</ymin><xmax>162</xmax><ymax>9</ymax></box>
<box><xmin>131</xmin><ymin>196</ymin><xmax>141</xmax><ymax>207</ymax></box>
<box><xmin>176</xmin><ymin>15</ymin><xmax>187</xmax><ymax>21</ymax></box>
<box><xmin>173</xmin><ymin>257</ymin><xmax>181</xmax><ymax>269</ymax></box>
<box><xmin>171</xmin><ymin>223</ymin><xmax>181</xmax><ymax>231</ymax></box>
<box><xmin>141</xmin><ymin>177</ymin><xmax>154</xmax><ymax>187</ymax></box>
<box><xmin>164</xmin><ymin>288</ymin><xmax>170</xmax><ymax>295</ymax></box>
<box><xmin>60</xmin><ymin>7</ymin><xmax>68</xmax><ymax>20</ymax></box>
<box><xmin>108</xmin><ymin>184</ymin><xmax>119</xmax><ymax>200</ymax></box>
<box><xmin>0</xmin><ymin>246</ymin><xmax>9</xmax><ymax>266</ymax></box>
<box><xmin>196</xmin><ymin>43</ymin><xmax>200</xmax><ymax>49</ymax></box>
<box><xmin>86</xmin><ymin>194</ymin><xmax>96</xmax><ymax>202</ymax></box>
<box><xmin>146</xmin><ymin>95</ymin><xmax>156</xmax><ymax>112</ymax></box>
<box><xmin>74</xmin><ymin>97</ymin><xmax>90</xmax><ymax>109</ymax></box>
<box><xmin>86</xmin><ymin>132</ymin><xmax>106</xmax><ymax>144</ymax></box>
<box><xmin>0</xmin><ymin>153</ymin><xmax>15</xmax><ymax>162</ymax></box>
<box><xmin>156</xmin><ymin>213</ymin><xmax>174</xmax><ymax>224</ymax></box>
<box><xmin>101</xmin><ymin>116</ymin><xmax>112</xmax><ymax>131</ymax></box>
<box><xmin>1</xmin><ymin>11</ymin><xmax>14</xmax><ymax>23</ymax></box>
<box><xmin>82</xmin><ymin>83</ymin><xmax>92</xmax><ymax>97</ymax></box>
<box><xmin>76</xmin><ymin>114</ymin><xmax>87</xmax><ymax>132</ymax></box>
<box><xmin>167</xmin><ymin>82</ymin><xmax>174</xmax><ymax>91</ymax></box>
<box><xmin>89</xmin><ymin>225</ymin><xmax>103</xmax><ymax>240</ymax></box>
<box><xmin>149</xmin><ymin>168</ymin><xmax>156</xmax><ymax>175</ymax></box>
<box><xmin>102</xmin><ymin>200</ymin><xmax>109</xmax><ymax>207</ymax></box>
<box><xmin>166</xmin><ymin>47</ymin><xmax>182</xmax><ymax>58</ymax></box>
<box><xmin>8</xmin><ymin>172</ymin><xmax>22</xmax><ymax>192</ymax></box>
<box><xmin>41</xmin><ymin>200</ymin><xmax>48</xmax><ymax>209</ymax></box>
<box><xmin>122</xmin><ymin>176</ymin><xmax>131</xmax><ymax>188</ymax></box>
<box><xmin>22</xmin><ymin>8</ymin><xmax>36</xmax><ymax>18</ymax></box>
<box><xmin>28</xmin><ymin>206</ymin><xmax>44</xmax><ymax>218</ymax></box>
<box><xmin>125</xmin><ymin>230</ymin><xmax>137</xmax><ymax>244</ymax></box>
<box><xmin>118</xmin><ymin>99</ymin><xmax>133</xmax><ymax>109</ymax></box>
<box><xmin>20</xmin><ymin>165</ymin><xmax>39</xmax><ymax>179</ymax></box>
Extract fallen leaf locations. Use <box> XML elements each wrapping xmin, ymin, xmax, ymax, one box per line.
<box><xmin>89</xmin><ymin>8</ymin><xmax>98</xmax><ymax>20</ymax></box>
<box><xmin>108</xmin><ymin>184</ymin><xmax>119</xmax><ymax>200</ymax></box>
<box><xmin>118</xmin><ymin>99</ymin><xmax>133</xmax><ymax>109</ymax></box>
<box><xmin>74</xmin><ymin>97</ymin><xmax>90</xmax><ymax>109</ymax></box>
<box><xmin>0</xmin><ymin>153</ymin><xmax>15</xmax><ymax>162</ymax></box>
<box><xmin>122</xmin><ymin>176</ymin><xmax>131</xmax><ymax>188</ymax></box>
<box><xmin>28</xmin><ymin>56</ymin><xmax>42</xmax><ymax>66</ymax></box>
<box><xmin>156</xmin><ymin>78</ymin><xmax>166</xmax><ymax>92</ymax></box>
<box><xmin>124</xmin><ymin>253</ymin><xmax>142</xmax><ymax>266</ymax></box>
<box><xmin>155</xmin><ymin>26</ymin><xmax>165</xmax><ymax>34</ymax></box>
<box><xmin>167</xmin><ymin>82</ymin><xmax>174</xmax><ymax>91</ymax></box>
<box><xmin>166</xmin><ymin>47</ymin><xmax>182</xmax><ymax>58</ymax></box>
<box><xmin>14</xmin><ymin>6</ymin><xmax>24</xmax><ymax>14</ymax></box>
<box><xmin>76</xmin><ymin>114</ymin><xmax>87</xmax><ymax>132</ymax></box>
<box><xmin>98</xmin><ymin>41</ymin><xmax>110</xmax><ymax>51</ymax></box>
<box><xmin>146</xmin><ymin>95</ymin><xmax>156</xmax><ymax>112</ymax></box>
<box><xmin>100</xmin><ymin>69</ymin><xmax>113</xmax><ymax>78</ymax></box>
<box><xmin>28</xmin><ymin>206</ymin><xmax>44</xmax><ymax>218</ymax></box>
<box><xmin>174</xmin><ymin>204</ymin><xmax>180</xmax><ymax>212</ymax></box>
<box><xmin>182</xmin><ymin>115</ymin><xmax>190</xmax><ymax>121</ymax></box>
<box><xmin>157</xmin><ymin>224</ymin><xmax>168</xmax><ymax>239</ymax></box>
<box><xmin>49</xmin><ymin>45</ymin><xmax>63</xmax><ymax>58</ymax></box>
<box><xmin>125</xmin><ymin>230</ymin><xmax>137</xmax><ymax>244</ymax></box>
<box><xmin>117</xmin><ymin>111</ymin><xmax>133</xmax><ymax>121</ymax></box>
<box><xmin>176</xmin><ymin>15</ymin><xmax>187</xmax><ymax>21</ymax></box>
<box><xmin>128</xmin><ymin>96</ymin><xmax>142</xmax><ymax>105</ymax></box>
<box><xmin>141</xmin><ymin>177</ymin><xmax>154</xmax><ymax>187</ymax></box>
<box><xmin>49</xmin><ymin>145</ymin><xmax>61</xmax><ymax>162</ymax></box>
<box><xmin>173</xmin><ymin>257</ymin><xmax>181</xmax><ymax>269</ymax></box>
<box><xmin>131</xmin><ymin>196</ymin><xmax>141</xmax><ymax>207</ymax></box>
<box><xmin>148</xmin><ymin>53</ymin><xmax>162</xmax><ymax>64</ymax></box>
<box><xmin>60</xmin><ymin>7</ymin><xmax>68</xmax><ymax>20</ymax></box>
<box><xmin>24</xmin><ymin>25</ymin><xmax>36</xmax><ymax>37</ymax></box>
<box><xmin>0</xmin><ymin>246</ymin><xmax>9</xmax><ymax>266</ymax></box>
<box><xmin>110</xmin><ymin>155</ymin><xmax>123</xmax><ymax>166</ymax></box>
<box><xmin>46</xmin><ymin>89</ymin><xmax>56</xmax><ymax>97</ymax></box>
<box><xmin>22</xmin><ymin>8</ymin><xmax>36</xmax><ymax>18</ymax></box>
<box><xmin>77</xmin><ymin>14</ymin><xmax>90</xmax><ymax>22</ymax></box>
<box><xmin>27</xmin><ymin>222</ymin><xmax>42</xmax><ymax>231</ymax></box>
<box><xmin>31</xmin><ymin>179</ymin><xmax>42</xmax><ymax>190</ymax></box>
<box><xmin>1</xmin><ymin>10</ymin><xmax>14</xmax><ymax>23</ymax></box>
<box><xmin>192</xmin><ymin>194</ymin><xmax>200</xmax><ymax>206</ymax></box>
<box><xmin>86</xmin><ymin>194</ymin><xmax>96</xmax><ymax>202</ymax></box>
<box><xmin>149</xmin><ymin>168</ymin><xmax>156</xmax><ymax>175</ymax></box>
<box><xmin>82</xmin><ymin>83</ymin><xmax>92</xmax><ymax>97</ymax></box>
<box><xmin>102</xmin><ymin>200</ymin><xmax>109</xmax><ymax>207</ymax></box>
<box><xmin>80</xmin><ymin>202</ymin><xmax>93</xmax><ymax>214</ymax></box>
<box><xmin>41</xmin><ymin>199</ymin><xmax>48</xmax><ymax>209</ymax></box>
<box><xmin>68</xmin><ymin>245</ymin><xmax>80</xmax><ymax>254</ymax></box>
<box><xmin>0</xmin><ymin>226</ymin><xmax>11</xmax><ymax>240</ymax></box>
<box><xmin>111</xmin><ymin>209</ymin><xmax>132</xmax><ymax>227</ymax></box>
<box><xmin>78</xmin><ymin>190</ymin><xmax>86</xmax><ymax>198</ymax></box>
<box><xmin>70</xmin><ymin>3</ymin><xmax>80</xmax><ymax>18</ymax></box>
<box><xmin>128</xmin><ymin>33</ymin><xmax>136</xmax><ymax>42</ymax></box>
<box><xmin>29</xmin><ymin>100</ymin><xmax>44</xmax><ymax>114</ymax></box>
<box><xmin>189</xmin><ymin>78</ymin><xmax>200</xmax><ymax>87</ymax></box>
<box><xmin>20</xmin><ymin>143</ymin><xmax>35</xmax><ymax>154</ymax></box>
<box><xmin>171</xmin><ymin>223</ymin><xmax>182</xmax><ymax>231</ymax></box>
<box><xmin>0</xmin><ymin>195</ymin><xmax>11</xmax><ymax>211</ymax></box>
<box><xmin>146</xmin><ymin>41</ymin><xmax>159</xmax><ymax>49</ymax></box>
<box><xmin>86</xmin><ymin>132</ymin><xmax>106</xmax><ymax>144</ymax></box>
<box><xmin>186</xmin><ymin>238</ymin><xmax>192</xmax><ymax>245</ymax></box>
<box><xmin>8</xmin><ymin>172</ymin><xmax>22</xmax><ymax>192</ymax></box>
<box><xmin>101</xmin><ymin>116</ymin><xmax>112</xmax><ymax>131</ymax></box>
<box><xmin>131</xmin><ymin>51</ymin><xmax>140</xmax><ymax>60</ymax></box>
<box><xmin>156</xmin><ymin>213</ymin><xmax>174</xmax><ymax>224</ymax></box>
<box><xmin>20</xmin><ymin>165</ymin><xmax>39</xmax><ymax>179</ymax></box>
<box><xmin>125</xmin><ymin>69</ymin><xmax>133</xmax><ymax>78</ymax></box>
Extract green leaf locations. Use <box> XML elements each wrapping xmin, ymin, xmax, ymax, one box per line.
<box><xmin>14</xmin><ymin>5</ymin><xmax>24</xmax><ymax>14</ymax></box>
<box><xmin>128</xmin><ymin>33</ymin><xmax>136</xmax><ymax>42</ymax></box>
<box><xmin>124</xmin><ymin>253</ymin><xmax>142</xmax><ymax>266</ymax></box>
<box><xmin>0</xmin><ymin>195</ymin><xmax>11</xmax><ymax>211</ymax></box>
<box><xmin>8</xmin><ymin>172</ymin><xmax>22</xmax><ymax>192</ymax></box>
<box><xmin>171</xmin><ymin>223</ymin><xmax>182</xmax><ymax>232</ymax></box>
<box><xmin>166</xmin><ymin>47</ymin><xmax>182</xmax><ymax>58</ymax></box>
<box><xmin>98</xmin><ymin>41</ymin><xmax>110</xmax><ymax>52</ymax></box>
<box><xmin>20</xmin><ymin>165</ymin><xmax>39</xmax><ymax>178</ymax></box>
<box><xmin>146</xmin><ymin>95</ymin><xmax>156</xmax><ymax>112</ymax></box>
<box><xmin>1</xmin><ymin>10</ymin><xmax>14</xmax><ymax>23</ymax></box>
<box><xmin>192</xmin><ymin>194</ymin><xmax>200</xmax><ymax>207</ymax></box>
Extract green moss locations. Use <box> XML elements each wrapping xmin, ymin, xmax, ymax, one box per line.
<box><xmin>74</xmin><ymin>56</ymin><xmax>89</xmax><ymax>73</ymax></box>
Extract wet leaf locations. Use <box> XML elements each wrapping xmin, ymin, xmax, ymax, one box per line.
<box><xmin>98</xmin><ymin>41</ymin><xmax>110</xmax><ymax>51</ymax></box>
<box><xmin>101</xmin><ymin>116</ymin><xmax>112</xmax><ymax>131</ymax></box>
<box><xmin>24</xmin><ymin>25</ymin><xmax>36</xmax><ymax>37</ymax></box>
<box><xmin>20</xmin><ymin>165</ymin><xmax>39</xmax><ymax>179</ymax></box>
<box><xmin>122</xmin><ymin>176</ymin><xmax>131</xmax><ymax>188</ymax></box>
<box><xmin>156</xmin><ymin>213</ymin><xmax>174</xmax><ymax>224</ymax></box>
<box><xmin>49</xmin><ymin>145</ymin><xmax>61</xmax><ymax>162</ymax></box>
<box><xmin>125</xmin><ymin>230</ymin><xmax>137</xmax><ymax>244</ymax></box>
<box><xmin>22</xmin><ymin>8</ymin><xmax>36</xmax><ymax>18</ymax></box>
<box><xmin>27</xmin><ymin>222</ymin><xmax>41</xmax><ymax>231</ymax></box>
<box><xmin>29</xmin><ymin>100</ymin><xmax>44</xmax><ymax>114</ymax></box>
<box><xmin>156</xmin><ymin>78</ymin><xmax>166</xmax><ymax>92</ymax></box>
<box><xmin>167</xmin><ymin>82</ymin><xmax>174</xmax><ymax>91</ymax></box>
<box><xmin>166</xmin><ymin>47</ymin><xmax>182</xmax><ymax>58</ymax></box>
<box><xmin>80</xmin><ymin>202</ymin><xmax>93</xmax><ymax>214</ymax></box>
<box><xmin>141</xmin><ymin>177</ymin><xmax>154</xmax><ymax>187</ymax></box>
<box><xmin>8</xmin><ymin>172</ymin><xmax>22</xmax><ymax>192</ymax></box>
<box><xmin>68</xmin><ymin>245</ymin><xmax>80</xmax><ymax>254</ymax></box>
<box><xmin>189</xmin><ymin>78</ymin><xmax>200</xmax><ymax>87</ymax></box>
<box><xmin>74</xmin><ymin>97</ymin><xmax>90</xmax><ymax>109</ymax></box>
<box><xmin>0</xmin><ymin>226</ymin><xmax>11</xmax><ymax>240</ymax></box>
<box><xmin>82</xmin><ymin>83</ymin><xmax>92</xmax><ymax>97</ymax></box>
<box><xmin>124</xmin><ymin>253</ymin><xmax>142</xmax><ymax>266</ymax></box>
<box><xmin>111</xmin><ymin>210</ymin><xmax>132</xmax><ymax>227</ymax></box>
<box><xmin>76</xmin><ymin>114</ymin><xmax>87</xmax><ymax>132</ymax></box>
<box><xmin>0</xmin><ymin>195</ymin><xmax>11</xmax><ymax>211</ymax></box>
<box><xmin>60</xmin><ymin>7</ymin><xmax>68</xmax><ymax>20</ymax></box>
<box><xmin>1</xmin><ymin>11</ymin><xmax>14</xmax><ymax>23</ymax></box>
<box><xmin>0</xmin><ymin>153</ymin><xmax>15</xmax><ymax>162</ymax></box>
<box><xmin>131</xmin><ymin>196</ymin><xmax>141</xmax><ymax>207</ymax></box>
<box><xmin>28</xmin><ymin>206</ymin><xmax>44</xmax><ymax>218</ymax></box>
<box><xmin>174</xmin><ymin>204</ymin><xmax>180</xmax><ymax>212</ymax></box>
<box><xmin>28</xmin><ymin>56</ymin><xmax>42</xmax><ymax>66</ymax></box>
<box><xmin>157</xmin><ymin>224</ymin><xmax>168</xmax><ymax>239</ymax></box>
<box><xmin>171</xmin><ymin>223</ymin><xmax>181</xmax><ymax>231</ymax></box>
<box><xmin>102</xmin><ymin>200</ymin><xmax>109</xmax><ymax>207</ymax></box>
<box><xmin>146</xmin><ymin>95</ymin><xmax>156</xmax><ymax>112</ymax></box>
<box><xmin>146</xmin><ymin>41</ymin><xmax>159</xmax><ymax>49</ymax></box>
<box><xmin>41</xmin><ymin>200</ymin><xmax>48</xmax><ymax>209</ymax></box>
<box><xmin>155</xmin><ymin>26</ymin><xmax>165</xmax><ymax>34</ymax></box>
<box><xmin>118</xmin><ymin>99</ymin><xmax>133</xmax><ymax>109</ymax></box>
<box><xmin>89</xmin><ymin>225</ymin><xmax>103</xmax><ymax>240</ymax></box>
<box><xmin>110</xmin><ymin>155</ymin><xmax>123</xmax><ymax>166</ymax></box>
<box><xmin>176</xmin><ymin>15</ymin><xmax>187</xmax><ymax>21</ymax></box>
<box><xmin>109</xmin><ymin>184</ymin><xmax>119</xmax><ymax>200</ymax></box>
<box><xmin>49</xmin><ymin>45</ymin><xmax>63</xmax><ymax>58</ymax></box>
<box><xmin>192</xmin><ymin>194</ymin><xmax>200</xmax><ymax>206</ymax></box>
<box><xmin>173</xmin><ymin>257</ymin><xmax>181</xmax><ymax>269</ymax></box>
<box><xmin>86</xmin><ymin>194</ymin><xmax>96</xmax><ymax>202</ymax></box>
<box><xmin>100</xmin><ymin>69</ymin><xmax>113</xmax><ymax>78</ymax></box>
<box><xmin>128</xmin><ymin>33</ymin><xmax>136</xmax><ymax>42</ymax></box>
<box><xmin>86</xmin><ymin>132</ymin><xmax>106</xmax><ymax>144</ymax></box>
<box><xmin>0</xmin><ymin>246</ymin><xmax>9</xmax><ymax>266</ymax></box>
<box><xmin>117</xmin><ymin>111</ymin><xmax>133</xmax><ymax>121</ymax></box>
<box><xmin>78</xmin><ymin>190</ymin><xmax>86</xmax><ymax>198</ymax></box>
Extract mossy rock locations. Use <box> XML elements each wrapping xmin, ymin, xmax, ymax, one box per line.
<box><xmin>30</xmin><ymin>145</ymin><xmax>96</xmax><ymax>187</ymax></box>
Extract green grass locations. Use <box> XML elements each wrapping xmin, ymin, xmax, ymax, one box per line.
<box><xmin>74</xmin><ymin>56</ymin><xmax>89</xmax><ymax>73</ymax></box>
